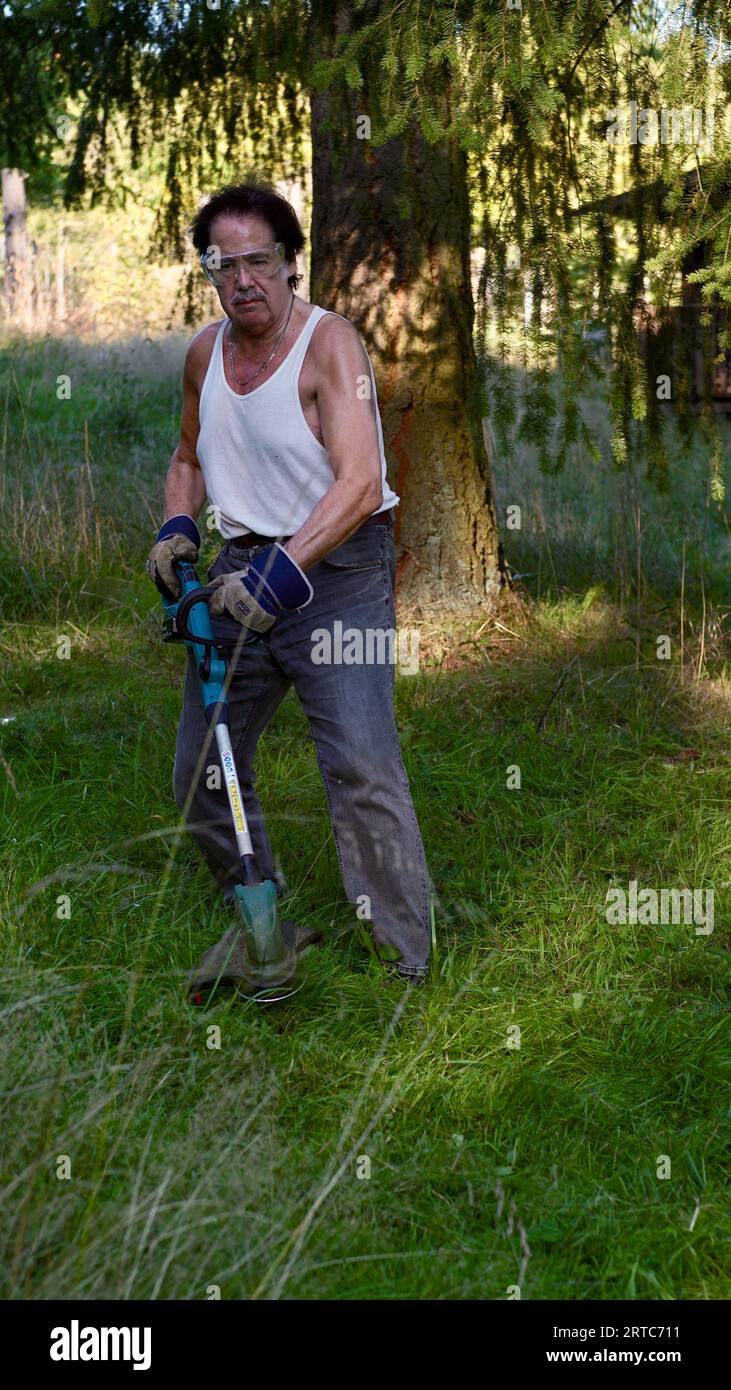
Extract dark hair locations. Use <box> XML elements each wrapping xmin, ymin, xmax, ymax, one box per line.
<box><xmin>189</xmin><ymin>181</ymin><xmax>305</xmax><ymax>291</ymax></box>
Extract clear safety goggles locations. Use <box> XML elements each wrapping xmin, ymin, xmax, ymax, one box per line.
<box><xmin>200</xmin><ymin>242</ymin><xmax>286</xmax><ymax>286</ymax></box>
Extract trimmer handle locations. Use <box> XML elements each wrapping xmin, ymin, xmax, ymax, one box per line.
<box><xmin>176</xmin><ymin>560</ymin><xmax>200</xmax><ymax>588</ymax></box>
<box><xmin>175</xmin><ymin>580</ymin><xmax>219</xmax><ymax>646</ymax></box>
<box><xmin>159</xmin><ymin>561</ymin><xmax>230</xmax><ymax>713</ymax></box>
<box><xmin>161</xmin><ymin>561</ymin><xmax>208</xmax><ymax>645</ymax></box>
<box><xmin>161</xmin><ymin>559</ymin><xmax>261</xmax><ymax>652</ymax></box>
<box><xmin>163</xmin><ymin>561</ymin><xmax>264</xmax><ymax>669</ymax></box>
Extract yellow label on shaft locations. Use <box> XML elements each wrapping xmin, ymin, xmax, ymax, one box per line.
<box><xmin>221</xmin><ymin>749</ymin><xmax>245</xmax><ymax>833</ymax></box>
<box><xmin>228</xmin><ymin>778</ymin><xmax>245</xmax><ymax>833</ymax></box>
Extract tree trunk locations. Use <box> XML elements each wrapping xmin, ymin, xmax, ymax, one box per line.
<box><xmin>276</xmin><ymin>175</ymin><xmax>310</xmax><ymax>300</ymax></box>
<box><xmin>309</xmin><ymin>75</ymin><xmax>506</xmax><ymax>611</ymax></box>
<box><xmin>2</xmin><ymin>167</ymin><xmax>32</xmax><ymax>328</ymax></box>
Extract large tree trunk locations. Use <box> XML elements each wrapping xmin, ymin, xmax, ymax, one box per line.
<box><xmin>309</xmin><ymin>70</ymin><xmax>506</xmax><ymax>611</ymax></box>
<box><xmin>2</xmin><ymin>168</ymin><xmax>32</xmax><ymax>328</ymax></box>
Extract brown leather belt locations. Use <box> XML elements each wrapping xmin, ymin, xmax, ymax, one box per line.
<box><xmin>227</xmin><ymin>507</ymin><xmax>395</xmax><ymax>550</ymax></box>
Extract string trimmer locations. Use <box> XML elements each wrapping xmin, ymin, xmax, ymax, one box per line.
<box><xmin>163</xmin><ymin>559</ymin><xmax>318</xmax><ymax>1004</ymax></box>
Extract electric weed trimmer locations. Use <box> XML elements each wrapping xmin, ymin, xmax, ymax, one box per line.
<box><xmin>163</xmin><ymin>560</ymin><xmax>303</xmax><ymax>1004</ymax></box>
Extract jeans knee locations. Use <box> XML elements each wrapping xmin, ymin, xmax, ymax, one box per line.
<box><xmin>324</xmin><ymin>738</ymin><xmax>397</xmax><ymax>788</ymax></box>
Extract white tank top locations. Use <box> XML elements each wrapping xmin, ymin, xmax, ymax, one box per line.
<box><xmin>196</xmin><ymin>303</ymin><xmax>400</xmax><ymax>538</ymax></box>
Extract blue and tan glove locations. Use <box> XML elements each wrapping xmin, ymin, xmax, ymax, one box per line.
<box><xmin>208</xmin><ymin>543</ymin><xmax>313</xmax><ymax>634</ymax></box>
<box><xmin>146</xmin><ymin>514</ymin><xmax>201</xmax><ymax>600</ymax></box>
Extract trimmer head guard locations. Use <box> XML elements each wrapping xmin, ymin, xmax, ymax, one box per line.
<box><xmin>232</xmin><ymin>879</ymin><xmax>298</xmax><ymax>998</ymax></box>
<box><xmin>186</xmin><ymin>896</ymin><xmax>324</xmax><ymax>1007</ymax></box>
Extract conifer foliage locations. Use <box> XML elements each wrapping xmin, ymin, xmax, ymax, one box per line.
<box><xmin>2</xmin><ymin>1</ymin><xmax>729</xmax><ymax>488</ymax></box>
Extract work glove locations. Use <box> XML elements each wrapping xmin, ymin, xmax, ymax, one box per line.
<box><xmin>208</xmin><ymin>543</ymin><xmax>313</xmax><ymax>635</ymax></box>
<box><xmin>146</xmin><ymin>514</ymin><xmax>201</xmax><ymax>600</ymax></box>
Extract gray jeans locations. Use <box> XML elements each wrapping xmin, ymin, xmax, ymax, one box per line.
<box><xmin>172</xmin><ymin>517</ymin><xmax>432</xmax><ymax>977</ymax></box>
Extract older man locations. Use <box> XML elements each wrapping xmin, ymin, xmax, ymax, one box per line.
<box><xmin>147</xmin><ymin>180</ymin><xmax>432</xmax><ymax>987</ymax></box>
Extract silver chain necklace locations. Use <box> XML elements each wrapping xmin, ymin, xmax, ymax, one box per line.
<box><xmin>227</xmin><ymin>292</ymin><xmax>295</xmax><ymax>390</ymax></box>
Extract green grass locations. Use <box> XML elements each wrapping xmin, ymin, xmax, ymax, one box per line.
<box><xmin>486</xmin><ymin>394</ymin><xmax>731</xmax><ymax>609</ymax></box>
<box><xmin>0</xmin><ymin>332</ymin><xmax>729</xmax><ymax>1300</ymax></box>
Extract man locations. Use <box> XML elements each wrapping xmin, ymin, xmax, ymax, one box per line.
<box><xmin>147</xmin><ymin>180</ymin><xmax>432</xmax><ymax>991</ymax></box>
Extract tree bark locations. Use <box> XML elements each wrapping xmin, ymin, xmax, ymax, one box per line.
<box><xmin>2</xmin><ymin>167</ymin><xmax>32</xmax><ymax>328</ymax></box>
<box><xmin>309</xmin><ymin>79</ymin><xmax>506</xmax><ymax>611</ymax></box>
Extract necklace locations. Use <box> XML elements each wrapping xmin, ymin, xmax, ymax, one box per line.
<box><xmin>227</xmin><ymin>292</ymin><xmax>295</xmax><ymax>390</ymax></box>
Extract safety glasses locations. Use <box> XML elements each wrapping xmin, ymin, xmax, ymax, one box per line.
<box><xmin>200</xmin><ymin>242</ymin><xmax>286</xmax><ymax>286</ymax></box>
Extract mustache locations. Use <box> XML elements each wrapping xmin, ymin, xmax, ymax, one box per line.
<box><xmin>232</xmin><ymin>293</ymin><xmax>265</xmax><ymax>304</ymax></box>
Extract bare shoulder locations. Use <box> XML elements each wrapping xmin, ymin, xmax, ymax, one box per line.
<box><xmin>308</xmin><ymin>311</ymin><xmax>369</xmax><ymax>372</ymax></box>
<box><xmin>183</xmin><ymin>320</ymin><xmax>224</xmax><ymax>391</ymax></box>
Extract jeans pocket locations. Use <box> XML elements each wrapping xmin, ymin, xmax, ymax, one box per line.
<box><xmin>320</xmin><ymin>529</ymin><xmax>384</xmax><ymax>571</ymax></box>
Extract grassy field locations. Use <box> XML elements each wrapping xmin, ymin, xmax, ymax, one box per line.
<box><xmin>1</xmin><ymin>331</ymin><xmax>729</xmax><ymax>1300</ymax></box>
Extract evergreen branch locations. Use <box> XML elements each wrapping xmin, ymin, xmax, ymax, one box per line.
<box><xmin>565</xmin><ymin>0</ymin><xmax>631</xmax><ymax>87</ymax></box>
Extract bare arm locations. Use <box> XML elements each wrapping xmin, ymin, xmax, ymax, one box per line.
<box><xmin>164</xmin><ymin>455</ymin><xmax>207</xmax><ymax>523</ymax></box>
<box><xmin>283</xmin><ymin>318</ymin><xmax>384</xmax><ymax>570</ymax></box>
<box><xmin>163</xmin><ymin>330</ymin><xmax>211</xmax><ymax>525</ymax></box>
